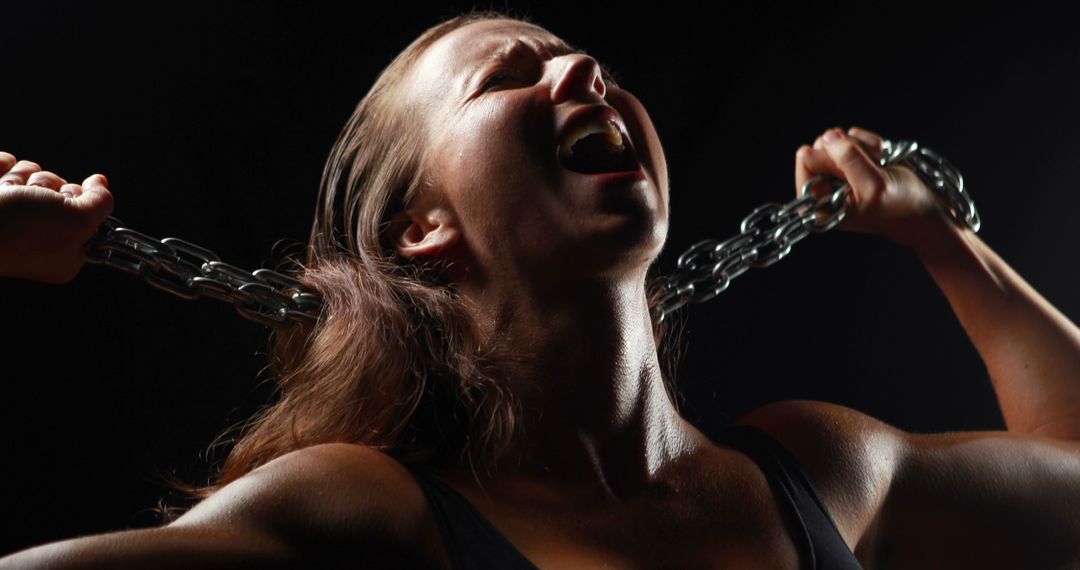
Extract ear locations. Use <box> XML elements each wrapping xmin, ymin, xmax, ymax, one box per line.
<box><xmin>388</xmin><ymin>204</ymin><xmax>462</xmax><ymax>260</ymax></box>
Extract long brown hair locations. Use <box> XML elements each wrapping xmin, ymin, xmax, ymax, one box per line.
<box><xmin>181</xmin><ymin>7</ymin><xmax>686</xmax><ymax>505</ymax></box>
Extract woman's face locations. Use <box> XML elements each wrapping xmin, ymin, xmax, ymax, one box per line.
<box><xmin>398</xmin><ymin>18</ymin><xmax>669</xmax><ymax>285</ymax></box>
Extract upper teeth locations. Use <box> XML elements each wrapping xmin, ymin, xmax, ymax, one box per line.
<box><xmin>558</xmin><ymin>119</ymin><xmax>624</xmax><ymax>161</ymax></box>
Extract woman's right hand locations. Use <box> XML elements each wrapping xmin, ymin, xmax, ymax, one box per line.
<box><xmin>0</xmin><ymin>152</ymin><xmax>115</xmax><ymax>284</ymax></box>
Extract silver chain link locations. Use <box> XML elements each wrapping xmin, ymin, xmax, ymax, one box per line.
<box><xmin>650</xmin><ymin>138</ymin><xmax>980</xmax><ymax>323</ymax></box>
<box><xmin>82</xmin><ymin>138</ymin><xmax>977</xmax><ymax>328</ymax></box>
<box><xmin>83</xmin><ymin>217</ymin><xmax>323</xmax><ymax>328</ymax></box>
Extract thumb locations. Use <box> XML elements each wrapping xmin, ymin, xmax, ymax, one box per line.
<box><xmin>75</xmin><ymin>174</ymin><xmax>115</xmax><ymax>222</ymax></box>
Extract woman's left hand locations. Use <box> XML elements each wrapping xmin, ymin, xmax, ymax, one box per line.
<box><xmin>795</xmin><ymin>126</ymin><xmax>953</xmax><ymax>250</ymax></box>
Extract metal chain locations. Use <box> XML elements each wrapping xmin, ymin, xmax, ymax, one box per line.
<box><xmin>650</xmin><ymin>138</ymin><xmax>980</xmax><ymax>323</ymax></box>
<box><xmin>82</xmin><ymin>138</ymin><xmax>977</xmax><ymax>329</ymax></box>
<box><xmin>83</xmin><ymin>217</ymin><xmax>323</xmax><ymax>328</ymax></box>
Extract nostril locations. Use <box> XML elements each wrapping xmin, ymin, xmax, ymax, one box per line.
<box><xmin>552</xmin><ymin>54</ymin><xmax>607</xmax><ymax>104</ymax></box>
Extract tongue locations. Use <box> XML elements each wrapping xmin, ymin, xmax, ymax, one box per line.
<box><xmin>561</xmin><ymin>132</ymin><xmax>632</xmax><ymax>174</ymax></box>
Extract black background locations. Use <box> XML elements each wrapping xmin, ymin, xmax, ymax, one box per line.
<box><xmin>3</xmin><ymin>0</ymin><xmax>1079</xmax><ymax>554</ymax></box>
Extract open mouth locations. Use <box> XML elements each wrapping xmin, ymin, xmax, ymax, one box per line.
<box><xmin>557</xmin><ymin>118</ymin><xmax>641</xmax><ymax>175</ymax></box>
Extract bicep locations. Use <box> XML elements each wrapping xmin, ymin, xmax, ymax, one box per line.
<box><xmin>872</xmin><ymin>430</ymin><xmax>1080</xmax><ymax>568</ymax></box>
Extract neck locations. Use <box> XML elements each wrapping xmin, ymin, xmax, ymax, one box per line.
<box><xmin>452</xmin><ymin>270</ymin><xmax>707</xmax><ymax>502</ymax></box>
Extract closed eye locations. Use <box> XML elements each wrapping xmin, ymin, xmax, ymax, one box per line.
<box><xmin>481</xmin><ymin>71</ymin><xmax>519</xmax><ymax>91</ymax></box>
<box><xmin>473</xmin><ymin>41</ymin><xmax>622</xmax><ymax>94</ymax></box>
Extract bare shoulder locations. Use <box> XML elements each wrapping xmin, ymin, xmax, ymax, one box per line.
<box><xmin>874</xmin><ymin>427</ymin><xmax>1080</xmax><ymax>568</ymax></box>
<box><xmin>735</xmin><ymin>400</ymin><xmax>1080</xmax><ymax>569</ymax></box>
<box><xmin>0</xmin><ymin>443</ymin><xmax>440</xmax><ymax>569</ymax></box>
<box><xmin>733</xmin><ymin>399</ymin><xmax>908</xmax><ymax>553</ymax></box>
<box><xmin>176</xmin><ymin>442</ymin><xmax>428</xmax><ymax>529</ymax></box>
<box><xmin>173</xmin><ymin>442</ymin><xmax>438</xmax><ymax>565</ymax></box>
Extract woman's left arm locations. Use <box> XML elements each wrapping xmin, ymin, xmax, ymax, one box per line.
<box><xmin>799</xmin><ymin>126</ymin><xmax>1080</xmax><ymax>440</ymax></box>
<box><xmin>911</xmin><ymin>208</ymin><xmax>1080</xmax><ymax>439</ymax></box>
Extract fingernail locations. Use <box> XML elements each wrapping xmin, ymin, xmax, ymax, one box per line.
<box><xmin>60</xmin><ymin>189</ymin><xmax>76</xmax><ymax>198</ymax></box>
<box><xmin>824</xmin><ymin>129</ymin><xmax>842</xmax><ymax>143</ymax></box>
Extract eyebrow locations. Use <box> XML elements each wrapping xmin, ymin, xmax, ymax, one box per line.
<box><xmin>463</xmin><ymin>37</ymin><xmax>621</xmax><ymax>93</ymax></box>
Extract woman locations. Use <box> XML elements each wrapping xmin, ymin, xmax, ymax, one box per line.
<box><xmin>2</xmin><ymin>9</ymin><xmax>1079</xmax><ymax>569</ymax></box>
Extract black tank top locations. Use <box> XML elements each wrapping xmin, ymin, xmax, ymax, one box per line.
<box><xmin>407</xmin><ymin>424</ymin><xmax>864</xmax><ymax>569</ymax></box>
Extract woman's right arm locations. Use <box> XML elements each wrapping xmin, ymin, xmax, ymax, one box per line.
<box><xmin>0</xmin><ymin>525</ymin><xmax>295</xmax><ymax>570</ymax></box>
<box><xmin>0</xmin><ymin>153</ymin><xmax>437</xmax><ymax>568</ymax></box>
<box><xmin>0</xmin><ymin>443</ymin><xmax>438</xmax><ymax>569</ymax></box>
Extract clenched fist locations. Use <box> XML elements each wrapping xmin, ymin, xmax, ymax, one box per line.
<box><xmin>795</xmin><ymin>126</ymin><xmax>955</xmax><ymax>250</ymax></box>
<box><xmin>0</xmin><ymin>152</ymin><xmax>115</xmax><ymax>284</ymax></box>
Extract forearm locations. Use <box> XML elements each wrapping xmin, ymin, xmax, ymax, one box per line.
<box><xmin>911</xmin><ymin>210</ymin><xmax>1080</xmax><ymax>439</ymax></box>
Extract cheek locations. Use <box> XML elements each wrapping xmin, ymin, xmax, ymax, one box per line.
<box><xmin>450</xmin><ymin>106</ymin><xmax>531</xmax><ymax>179</ymax></box>
<box><xmin>437</xmin><ymin>117</ymin><xmax>546</xmax><ymax>239</ymax></box>
<box><xmin>443</xmin><ymin>102</ymin><xmax>555</xmax><ymax>202</ymax></box>
<box><xmin>460</xmin><ymin>95</ymin><xmax>555</xmax><ymax>166</ymax></box>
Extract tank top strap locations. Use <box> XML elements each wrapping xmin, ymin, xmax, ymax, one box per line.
<box><xmin>710</xmin><ymin>423</ymin><xmax>864</xmax><ymax>570</ymax></box>
<box><xmin>408</xmin><ymin>425</ymin><xmax>862</xmax><ymax>570</ymax></box>
<box><xmin>407</xmin><ymin>466</ymin><xmax>539</xmax><ymax>570</ymax></box>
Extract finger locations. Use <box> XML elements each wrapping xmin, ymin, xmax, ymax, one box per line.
<box><xmin>59</xmin><ymin>183</ymin><xmax>83</xmax><ymax>199</ymax></box>
<box><xmin>0</xmin><ymin>160</ymin><xmax>43</xmax><ymax>186</ymax></box>
<box><xmin>74</xmin><ymin>174</ymin><xmax>114</xmax><ymax>220</ymax></box>
<box><xmin>25</xmin><ymin>170</ymin><xmax>67</xmax><ymax>191</ymax></box>
<box><xmin>813</xmin><ymin>125</ymin><xmax>847</xmax><ymax>150</ymax></box>
<box><xmin>847</xmin><ymin>126</ymin><xmax>884</xmax><ymax>162</ymax></box>
<box><xmin>847</xmin><ymin>125</ymin><xmax>884</xmax><ymax>147</ymax></box>
<box><xmin>0</xmin><ymin>152</ymin><xmax>15</xmax><ymax>175</ymax></box>
<box><xmin>821</xmin><ymin>129</ymin><xmax>888</xmax><ymax>203</ymax></box>
<box><xmin>795</xmin><ymin>144</ymin><xmax>846</xmax><ymax>198</ymax></box>
<box><xmin>814</xmin><ymin>126</ymin><xmax>878</xmax><ymax>152</ymax></box>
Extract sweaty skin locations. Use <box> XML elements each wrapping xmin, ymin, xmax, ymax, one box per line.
<box><xmin>4</xmin><ymin>18</ymin><xmax>1080</xmax><ymax>570</ymax></box>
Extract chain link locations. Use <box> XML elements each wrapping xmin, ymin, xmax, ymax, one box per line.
<box><xmin>83</xmin><ymin>217</ymin><xmax>322</xmax><ymax>328</ymax></box>
<box><xmin>650</xmin><ymin>138</ymin><xmax>980</xmax><ymax>324</ymax></box>
<box><xmin>81</xmin><ymin>138</ymin><xmax>976</xmax><ymax>329</ymax></box>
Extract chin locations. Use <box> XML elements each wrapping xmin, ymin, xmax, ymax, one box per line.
<box><xmin>585</xmin><ymin>213</ymin><xmax>669</xmax><ymax>277</ymax></box>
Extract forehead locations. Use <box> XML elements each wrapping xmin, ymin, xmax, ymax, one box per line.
<box><xmin>411</xmin><ymin>19</ymin><xmax>569</xmax><ymax>93</ymax></box>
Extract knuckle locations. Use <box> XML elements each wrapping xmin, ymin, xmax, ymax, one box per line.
<box><xmin>835</xmin><ymin>140</ymin><xmax>861</xmax><ymax>162</ymax></box>
<box><xmin>99</xmin><ymin>188</ymin><xmax>116</xmax><ymax>214</ymax></box>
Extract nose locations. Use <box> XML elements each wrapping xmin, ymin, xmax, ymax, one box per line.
<box><xmin>550</xmin><ymin>53</ymin><xmax>606</xmax><ymax>104</ymax></box>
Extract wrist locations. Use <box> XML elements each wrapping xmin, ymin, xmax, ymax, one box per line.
<box><xmin>904</xmin><ymin>208</ymin><xmax>972</xmax><ymax>266</ymax></box>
